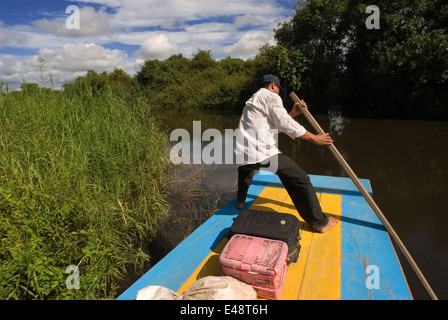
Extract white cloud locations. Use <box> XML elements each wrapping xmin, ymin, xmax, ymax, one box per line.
<box><xmin>105</xmin><ymin>0</ymin><xmax>288</xmax><ymax>60</ymax></box>
<box><xmin>34</xmin><ymin>7</ymin><xmax>112</xmax><ymax>37</ymax></box>
<box><xmin>0</xmin><ymin>55</ymin><xmax>23</xmax><ymax>77</ymax></box>
<box><xmin>223</xmin><ymin>31</ymin><xmax>274</xmax><ymax>59</ymax></box>
<box><xmin>1</xmin><ymin>1</ymin><xmax>293</xmax><ymax>88</ymax></box>
<box><xmin>0</xmin><ymin>21</ymin><xmax>30</xmax><ymax>49</ymax></box>
<box><xmin>75</xmin><ymin>0</ymin><xmax>288</xmax><ymax>30</ymax></box>
<box><xmin>0</xmin><ymin>43</ymin><xmax>129</xmax><ymax>90</ymax></box>
<box><xmin>0</xmin><ymin>55</ymin><xmax>37</xmax><ymax>88</ymax></box>
<box><xmin>137</xmin><ymin>34</ymin><xmax>180</xmax><ymax>61</ymax></box>
<box><xmin>40</xmin><ymin>43</ymin><xmax>128</xmax><ymax>87</ymax></box>
<box><xmin>40</xmin><ymin>43</ymin><xmax>127</xmax><ymax>72</ymax></box>
<box><xmin>234</xmin><ymin>15</ymin><xmax>262</xmax><ymax>28</ymax></box>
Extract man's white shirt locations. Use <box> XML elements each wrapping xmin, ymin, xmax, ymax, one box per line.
<box><xmin>235</xmin><ymin>88</ymin><xmax>307</xmax><ymax>165</ymax></box>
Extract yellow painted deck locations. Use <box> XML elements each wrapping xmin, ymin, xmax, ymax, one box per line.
<box><xmin>177</xmin><ymin>187</ymin><xmax>343</xmax><ymax>300</ymax></box>
<box><xmin>117</xmin><ymin>172</ymin><xmax>413</xmax><ymax>300</ymax></box>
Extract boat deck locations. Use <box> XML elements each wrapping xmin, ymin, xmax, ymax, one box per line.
<box><xmin>117</xmin><ymin>172</ymin><xmax>412</xmax><ymax>300</ymax></box>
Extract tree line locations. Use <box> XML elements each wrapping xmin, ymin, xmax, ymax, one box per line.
<box><xmin>24</xmin><ymin>0</ymin><xmax>448</xmax><ymax>120</ymax></box>
<box><xmin>274</xmin><ymin>0</ymin><xmax>448</xmax><ymax>119</ymax></box>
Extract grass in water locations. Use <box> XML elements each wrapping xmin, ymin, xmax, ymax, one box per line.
<box><xmin>143</xmin><ymin>162</ymin><xmax>222</xmax><ymax>270</ymax></box>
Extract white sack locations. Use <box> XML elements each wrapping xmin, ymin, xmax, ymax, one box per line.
<box><xmin>183</xmin><ymin>276</ymin><xmax>257</xmax><ymax>300</ymax></box>
<box><xmin>136</xmin><ymin>285</ymin><xmax>182</xmax><ymax>300</ymax></box>
<box><xmin>135</xmin><ymin>276</ymin><xmax>257</xmax><ymax>300</ymax></box>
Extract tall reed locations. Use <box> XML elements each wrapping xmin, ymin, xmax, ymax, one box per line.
<box><xmin>0</xmin><ymin>86</ymin><xmax>169</xmax><ymax>299</ymax></box>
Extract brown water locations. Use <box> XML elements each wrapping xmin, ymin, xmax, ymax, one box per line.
<box><xmin>157</xmin><ymin>108</ymin><xmax>448</xmax><ymax>300</ymax></box>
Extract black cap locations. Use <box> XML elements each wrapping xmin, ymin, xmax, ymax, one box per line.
<box><xmin>261</xmin><ymin>74</ymin><xmax>286</xmax><ymax>92</ymax></box>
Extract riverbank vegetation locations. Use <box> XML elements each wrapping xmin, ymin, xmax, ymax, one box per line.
<box><xmin>134</xmin><ymin>0</ymin><xmax>448</xmax><ymax>120</ymax></box>
<box><xmin>0</xmin><ymin>81</ymin><xmax>169</xmax><ymax>299</ymax></box>
<box><xmin>0</xmin><ymin>0</ymin><xmax>446</xmax><ymax>300</ymax></box>
<box><xmin>274</xmin><ymin>0</ymin><xmax>448</xmax><ymax>119</ymax></box>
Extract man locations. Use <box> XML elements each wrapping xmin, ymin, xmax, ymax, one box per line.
<box><xmin>234</xmin><ymin>74</ymin><xmax>338</xmax><ymax>233</ymax></box>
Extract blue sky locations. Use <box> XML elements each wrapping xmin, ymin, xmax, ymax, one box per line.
<box><xmin>0</xmin><ymin>0</ymin><xmax>296</xmax><ymax>89</ymax></box>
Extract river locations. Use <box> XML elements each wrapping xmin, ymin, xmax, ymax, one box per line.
<box><xmin>155</xmin><ymin>106</ymin><xmax>448</xmax><ymax>300</ymax></box>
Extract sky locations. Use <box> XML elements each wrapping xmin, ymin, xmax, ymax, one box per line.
<box><xmin>0</xmin><ymin>0</ymin><xmax>296</xmax><ymax>90</ymax></box>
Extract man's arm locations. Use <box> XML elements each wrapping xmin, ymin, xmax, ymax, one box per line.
<box><xmin>289</xmin><ymin>100</ymin><xmax>307</xmax><ymax>118</ymax></box>
<box><xmin>288</xmin><ymin>99</ymin><xmax>334</xmax><ymax>145</ymax></box>
<box><xmin>299</xmin><ymin>131</ymin><xmax>334</xmax><ymax>146</ymax></box>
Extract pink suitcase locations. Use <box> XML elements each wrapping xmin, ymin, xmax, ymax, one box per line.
<box><xmin>219</xmin><ymin>234</ymin><xmax>289</xmax><ymax>300</ymax></box>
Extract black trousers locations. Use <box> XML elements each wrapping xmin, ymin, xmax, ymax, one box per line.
<box><xmin>237</xmin><ymin>153</ymin><xmax>329</xmax><ymax>231</ymax></box>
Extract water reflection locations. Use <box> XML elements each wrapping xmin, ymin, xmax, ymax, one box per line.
<box><xmin>328</xmin><ymin>110</ymin><xmax>349</xmax><ymax>137</ymax></box>
<box><xmin>156</xmin><ymin>107</ymin><xmax>448</xmax><ymax>300</ymax></box>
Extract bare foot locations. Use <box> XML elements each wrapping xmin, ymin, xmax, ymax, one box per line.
<box><xmin>236</xmin><ymin>201</ymin><xmax>244</xmax><ymax>210</ymax></box>
<box><xmin>317</xmin><ymin>217</ymin><xmax>338</xmax><ymax>233</ymax></box>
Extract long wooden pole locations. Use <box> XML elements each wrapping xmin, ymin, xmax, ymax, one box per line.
<box><xmin>290</xmin><ymin>92</ymin><xmax>438</xmax><ymax>300</ymax></box>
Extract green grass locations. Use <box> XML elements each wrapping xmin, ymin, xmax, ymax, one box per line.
<box><xmin>0</xmin><ymin>86</ymin><xmax>169</xmax><ymax>299</ymax></box>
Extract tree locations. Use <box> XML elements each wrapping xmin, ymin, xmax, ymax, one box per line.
<box><xmin>20</xmin><ymin>83</ymin><xmax>40</xmax><ymax>94</ymax></box>
<box><xmin>275</xmin><ymin>0</ymin><xmax>350</xmax><ymax>109</ymax></box>
<box><xmin>191</xmin><ymin>50</ymin><xmax>216</xmax><ymax>71</ymax></box>
<box><xmin>343</xmin><ymin>0</ymin><xmax>448</xmax><ymax>117</ymax></box>
<box><xmin>274</xmin><ymin>0</ymin><xmax>448</xmax><ymax>118</ymax></box>
<box><xmin>254</xmin><ymin>44</ymin><xmax>310</xmax><ymax>97</ymax></box>
<box><xmin>135</xmin><ymin>52</ymin><xmax>254</xmax><ymax>111</ymax></box>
